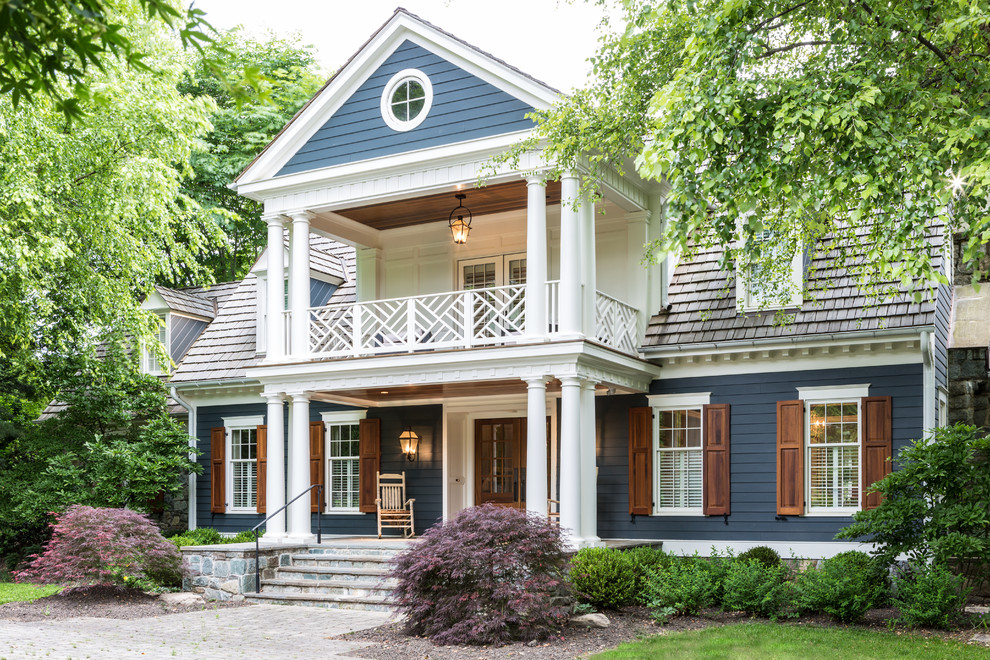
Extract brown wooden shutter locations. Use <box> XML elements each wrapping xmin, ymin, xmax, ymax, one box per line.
<box><xmin>629</xmin><ymin>407</ymin><xmax>652</xmax><ymax>515</ymax></box>
<box><xmin>310</xmin><ymin>421</ymin><xmax>324</xmax><ymax>512</ymax></box>
<box><xmin>861</xmin><ymin>396</ymin><xmax>892</xmax><ymax>510</ymax></box>
<box><xmin>358</xmin><ymin>418</ymin><xmax>381</xmax><ymax>513</ymax></box>
<box><xmin>703</xmin><ymin>404</ymin><xmax>731</xmax><ymax>516</ymax></box>
<box><xmin>776</xmin><ymin>400</ymin><xmax>804</xmax><ymax>515</ymax></box>
<box><xmin>210</xmin><ymin>427</ymin><xmax>226</xmax><ymax>514</ymax></box>
<box><xmin>256</xmin><ymin>425</ymin><xmax>267</xmax><ymax>514</ymax></box>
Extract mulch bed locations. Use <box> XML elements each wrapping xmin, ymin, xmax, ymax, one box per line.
<box><xmin>0</xmin><ymin>585</ymin><xmax>249</xmax><ymax>622</ymax></box>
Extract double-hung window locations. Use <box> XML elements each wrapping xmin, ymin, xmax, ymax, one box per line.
<box><xmin>806</xmin><ymin>400</ymin><xmax>860</xmax><ymax>512</ymax></box>
<box><xmin>321</xmin><ymin>411</ymin><xmax>367</xmax><ymax>512</ymax></box>
<box><xmin>649</xmin><ymin>393</ymin><xmax>712</xmax><ymax>515</ymax></box>
<box><xmin>223</xmin><ymin>415</ymin><xmax>264</xmax><ymax>513</ymax></box>
<box><xmin>142</xmin><ymin>315</ymin><xmax>168</xmax><ymax>375</ymax></box>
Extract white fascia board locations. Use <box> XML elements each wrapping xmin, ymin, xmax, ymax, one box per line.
<box><xmin>320</xmin><ymin>409</ymin><xmax>367</xmax><ymax>423</ymax></box>
<box><xmin>237</xmin><ymin>12</ymin><xmax>558</xmax><ymax>187</ymax></box>
<box><xmin>797</xmin><ymin>384</ymin><xmax>871</xmax><ymax>400</ymax></box>
<box><xmin>222</xmin><ymin>414</ymin><xmax>265</xmax><ymax>428</ymax></box>
<box><xmin>647</xmin><ymin>392</ymin><xmax>712</xmax><ymax>408</ymax></box>
<box><xmin>141</xmin><ymin>289</ymin><xmax>168</xmax><ymax>312</ymax></box>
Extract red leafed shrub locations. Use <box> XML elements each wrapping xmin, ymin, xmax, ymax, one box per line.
<box><xmin>388</xmin><ymin>503</ymin><xmax>572</xmax><ymax>646</ymax></box>
<box><xmin>15</xmin><ymin>505</ymin><xmax>182</xmax><ymax>588</ymax></box>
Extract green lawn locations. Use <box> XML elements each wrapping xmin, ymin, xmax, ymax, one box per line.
<box><xmin>0</xmin><ymin>582</ymin><xmax>62</xmax><ymax>605</ymax></box>
<box><xmin>593</xmin><ymin>622</ymin><xmax>986</xmax><ymax>660</ymax></box>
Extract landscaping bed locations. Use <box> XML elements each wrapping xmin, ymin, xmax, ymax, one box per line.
<box><xmin>0</xmin><ymin>584</ymin><xmax>249</xmax><ymax>621</ymax></box>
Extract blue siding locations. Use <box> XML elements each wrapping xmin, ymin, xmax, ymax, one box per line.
<box><xmin>195</xmin><ymin>401</ymin><xmax>441</xmax><ymax>536</ymax></box>
<box><xmin>597</xmin><ymin>364</ymin><xmax>924</xmax><ymax>543</ymax></box>
<box><xmin>310</xmin><ymin>279</ymin><xmax>337</xmax><ymax>308</ymax></box>
<box><xmin>170</xmin><ymin>315</ymin><xmax>207</xmax><ymax>363</ymax></box>
<box><xmin>277</xmin><ymin>40</ymin><xmax>535</xmax><ymax>176</ymax></box>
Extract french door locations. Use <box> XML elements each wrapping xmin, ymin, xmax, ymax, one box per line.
<box><xmin>475</xmin><ymin>418</ymin><xmax>526</xmax><ymax>508</ymax></box>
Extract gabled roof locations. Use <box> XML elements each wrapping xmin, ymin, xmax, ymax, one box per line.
<box><xmin>153</xmin><ymin>285</ymin><xmax>216</xmax><ymax>320</ymax></box>
<box><xmin>235</xmin><ymin>7</ymin><xmax>560</xmax><ymax>187</ymax></box>
<box><xmin>645</xmin><ymin>228</ymin><xmax>943</xmax><ymax>347</ymax></box>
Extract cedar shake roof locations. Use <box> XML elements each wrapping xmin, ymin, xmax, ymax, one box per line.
<box><xmin>644</xmin><ymin>228</ymin><xmax>942</xmax><ymax>348</ymax></box>
<box><xmin>154</xmin><ymin>285</ymin><xmax>216</xmax><ymax>320</ymax></box>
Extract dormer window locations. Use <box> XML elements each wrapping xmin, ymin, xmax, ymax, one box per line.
<box><xmin>736</xmin><ymin>230</ymin><xmax>804</xmax><ymax>312</ymax></box>
<box><xmin>142</xmin><ymin>315</ymin><xmax>168</xmax><ymax>375</ymax></box>
<box><xmin>381</xmin><ymin>69</ymin><xmax>433</xmax><ymax>131</ymax></box>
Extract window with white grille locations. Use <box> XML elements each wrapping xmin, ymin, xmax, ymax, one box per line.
<box><xmin>655</xmin><ymin>408</ymin><xmax>703</xmax><ymax>513</ymax></box>
<box><xmin>327</xmin><ymin>422</ymin><xmax>361</xmax><ymax>510</ymax></box>
<box><xmin>807</xmin><ymin>401</ymin><xmax>860</xmax><ymax>512</ymax></box>
<box><xmin>142</xmin><ymin>316</ymin><xmax>168</xmax><ymax>375</ymax></box>
<box><xmin>229</xmin><ymin>427</ymin><xmax>258</xmax><ymax>511</ymax></box>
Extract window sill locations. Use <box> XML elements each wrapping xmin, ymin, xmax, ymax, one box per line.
<box><xmin>803</xmin><ymin>509</ymin><xmax>860</xmax><ymax>517</ymax></box>
<box><xmin>321</xmin><ymin>509</ymin><xmax>364</xmax><ymax>515</ymax></box>
<box><xmin>652</xmin><ymin>508</ymin><xmax>704</xmax><ymax>517</ymax></box>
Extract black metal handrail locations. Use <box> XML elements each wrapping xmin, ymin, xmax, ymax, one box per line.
<box><xmin>251</xmin><ymin>483</ymin><xmax>324</xmax><ymax>593</ymax></box>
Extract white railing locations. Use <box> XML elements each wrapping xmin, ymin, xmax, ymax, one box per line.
<box><xmin>594</xmin><ymin>291</ymin><xmax>639</xmax><ymax>354</ymax></box>
<box><xmin>309</xmin><ymin>284</ymin><xmax>527</xmax><ymax>357</ymax></box>
<box><xmin>545</xmin><ymin>280</ymin><xmax>560</xmax><ymax>335</ymax></box>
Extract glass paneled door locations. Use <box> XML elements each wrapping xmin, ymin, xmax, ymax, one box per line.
<box><xmin>475</xmin><ymin>418</ymin><xmax>526</xmax><ymax>508</ymax></box>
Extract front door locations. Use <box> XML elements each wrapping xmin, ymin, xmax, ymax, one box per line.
<box><xmin>475</xmin><ymin>418</ymin><xmax>526</xmax><ymax>508</ymax></box>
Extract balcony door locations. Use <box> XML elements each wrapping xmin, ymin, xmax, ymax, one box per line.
<box><xmin>459</xmin><ymin>254</ymin><xmax>527</xmax><ymax>340</ymax></box>
<box><xmin>459</xmin><ymin>254</ymin><xmax>526</xmax><ymax>290</ymax></box>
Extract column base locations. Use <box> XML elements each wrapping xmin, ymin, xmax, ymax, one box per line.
<box><xmin>283</xmin><ymin>533</ymin><xmax>318</xmax><ymax>544</ymax></box>
<box><xmin>563</xmin><ymin>534</ymin><xmax>605</xmax><ymax>551</ymax></box>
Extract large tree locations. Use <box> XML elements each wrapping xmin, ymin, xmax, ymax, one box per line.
<box><xmin>173</xmin><ymin>29</ymin><xmax>325</xmax><ymax>285</ymax></box>
<box><xmin>503</xmin><ymin>0</ymin><xmax>990</xmax><ymax>301</ymax></box>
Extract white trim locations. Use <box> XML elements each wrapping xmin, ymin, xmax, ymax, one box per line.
<box><xmin>796</xmin><ymin>384</ymin><xmax>870</xmax><ymax>400</ymax></box>
<box><xmin>222</xmin><ymin>415</ymin><xmax>265</xmax><ymax>428</ymax></box>
<box><xmin>320</xmin><ymin>410</ymin><xmax>368</xmax><ymax>423</ymax></box>
<box><xmin>647</xmin><ymin>392</ymin><xmax>711</xmax><ymax>408</ymax></box>
<box><xmin>380</xmin><ymin>68</ymin><xmax>433</xmax><ymax>131</ymax></box>
<box><xmin>648</xmin><ymin>539</ymin><xmax>877</xmax><ymax>559</ymax></box>
<box><xmin>937</xmin><ymin>386</ymin><xmax>948</xmax><ymax>427</ymax></box>
<box><xmin>735</xmin><ymin>234</ymin><xmax>804</xmax><ymax>312</ymax></box>
<box><xmin>323</xmin><ymin>416</ymin><xmax>365</xmax><ymax>512</ymax></box>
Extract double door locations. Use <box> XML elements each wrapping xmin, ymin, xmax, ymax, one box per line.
<box><xmin>474</xmin><ymin>417</ymin><xmax>550</xmax><ymax>509</ymax></box>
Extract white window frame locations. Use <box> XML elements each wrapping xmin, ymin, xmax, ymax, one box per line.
<box><xmin>735</xmin><ymin>231</ymin><xmax>804</xmax><ymax>312</ymax></box>
<box><xmin>255</xmin><ymin>272</ymin><xmax>289</xmax><ymax>354</ymax></box>
<box><xmin>798</xmin><ymin>384</ymin><xmax>869</xmax><ymax>516</ymax></box>
<box><xmin>457</xmin><ymin>253</ymin><xmax>527</xmax><ymax>290</ymax></box>
<box><xmin>142</xmin><ymin>314</ymin><xmax>169</xmax><ymax>375</ymax></box>
<box><xmin>647</xmin><ymin>392</ymin><xmax>711</xmax><ymax>516</ymax></box>
<box><xmin>380</xmin><ymin>69</ymin><xmax>433</xmax><ymax>132</ymax></box>
<box><xmin>223</xmin><ymin>415</ymin><xmax>265</xmax><ymax>513</ymax></box>
<box><xmin>321</xmin><ymin>410</ymin><xmax>367</xmax><ymax>513</ymax></box>
<box><xmin>937</xmin><ymin>387</ymin><xmax>948</xmax><ymax>428</ymax></box>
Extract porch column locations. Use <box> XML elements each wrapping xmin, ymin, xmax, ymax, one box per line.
<box><xmin>558</xmin><ymin>375</ymin><xmax>582</xmax><ymax>545</ymax></box>
<box><xmin>288</xmin><ymin>211</ymin><xmax>311</xmax><ymax>359</ymax></box>
<box><xmin>286</xmin><ymin>391</ymin><xmax>312</xmax><ymax>540</ymax></box>
<box><xmin>559</xmin><ymin>173</ymin><xmax>583</xmax><ymax>339</ymax></box>
<box><xmin>525</xmin><ymin>174</ymin><xmax>548</xmax><ymax>340</ymax></box>
<box><xmin>525</xmin><ymin>376</ymin><xmax>549</xmax><ymax>518</ymax></box>
<box><xmin>580</xmin><ymin>192</ymin><xmax>597</xmax><ymax>338</ymax></box>
<box><xmin>264</xmin><ymin>215</ymin><xmax>286</xmax><ymax>360</ymax></box>
<box><xmin>579</xmin><ymin>380</ymin><xmax>600</xmax><ymax>545</ymax></box>
<box><xmin>264</xmin><ymin>393</ymin><xmax>286</xmax><ymax>538</ymax></box>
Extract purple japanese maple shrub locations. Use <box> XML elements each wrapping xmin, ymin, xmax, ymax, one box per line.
<box><xmin>15</xmin><ymin>505</ymin><xmax>182</xmax><ymax>588</ymax></box>
<box><xmin>388</xmin><ymin>503</ymin><xmax>572</xmax><ymax>646</ymax></box>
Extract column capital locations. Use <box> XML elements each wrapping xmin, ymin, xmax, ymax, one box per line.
<box><xmin>285</xmin><ymin>390</ymin><xmax>311</xmax><ymax>402</ymax></box>
<box><xmin>560</xmin><ymin>170</ymin><xmax>580</xmax><ymax>182</ymax></box>
<box><xmin>287</xmin><ymin>210</ymin><xmax>314</xmax><ymax>223</ymax></box>
<box><xmin>262</xmin><ymin>392</ymin><xmax>285</xmax><ymax>404</ymax></box>
<box><xmin>524</xmin><ymin>172</ymin><xmax>547</xmax><ymax>186</ymax></box>
<box><xmin>524</xmin><ymin>375</ymin><xmax>550</xmax><ymax>388</ymax></box>
<box><xmin>263</xmin><ymin>213</ymin><xmax>287</xmax><ymax>228</ymax></box>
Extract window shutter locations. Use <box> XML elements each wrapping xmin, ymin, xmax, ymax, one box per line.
<box><xmin>776</xmin><ymin>400</ymin><xmax>804</xmax><ymax>515</ymax></box>
<box><xmin>861</xmin><ymin>396</ymin><xmax>892</xmax><ymax>510</ymax></box>
<box><xmin>310</xmin><ymin>421</ymin><xmax>324</xmax><ymax>513</ymax></box>
<box><xmin>359</xmin><ymin>418</ymin><xmax>381</xmax><ymax>513</ymax></box>
<box><xmin>210</xmin><ymin>427</ymin><xmax>226</xmax><ymax>514</ymax></box>
<box><xmin>256</xmin><ymin>425</ymin><xmax>267</xmax><ymax>514</ymax></box>
<box><xmin>703</xmin><ymin>404</ymin><xmax>730</xmax><ymax>516</ymax></box>
<box><xmin>628</xmin><ymin>407</ymin><xmax>652</xmax><ymax>515</ymax></box>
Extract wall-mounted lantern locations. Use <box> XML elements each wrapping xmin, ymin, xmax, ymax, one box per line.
<box><xmin>399</xmin><ymin>427</ymin><xmax>420</xmax><ymax>462</ymax></box>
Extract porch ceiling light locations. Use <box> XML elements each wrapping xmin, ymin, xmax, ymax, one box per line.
<box><xmin>399</xmin><ymin>427</ymin><xmax>420</xmax><ymax>462</ymax></box>
<box><xmin>448</xmin><ymin>193</ymin><xmax>472</xmax><ymax>244</ymax></box>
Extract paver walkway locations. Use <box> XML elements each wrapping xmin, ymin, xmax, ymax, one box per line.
<box><xmin>0</xmin><ymin>605</ymin><xmax>392</xmax><ymax>659</ymax></box>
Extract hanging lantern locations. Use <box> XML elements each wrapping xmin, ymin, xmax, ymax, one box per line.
<box><xmin>448</xmin><ymin>193</ymin><xmax>472</xmax><ymax>244</ymax></box>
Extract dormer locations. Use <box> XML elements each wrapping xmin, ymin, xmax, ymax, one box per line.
<box><xmin>735</xmin><ymin>229</ymin><xmax>805</xmax><ymax>313</ymax></box>
<box><xmin>140</xmin><ymin>286</ymin><xmax>216</xmax><ymax>375</ymax></box>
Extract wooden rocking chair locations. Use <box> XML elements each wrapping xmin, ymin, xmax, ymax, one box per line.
<box><xmin>376</xmin><ymin>472</ymin><xmax>415</xmax><ymax>538</ymax></box>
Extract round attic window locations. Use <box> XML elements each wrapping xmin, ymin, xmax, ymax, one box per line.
<box><xmin>381</xmin><ymin>69</ymin><xmax>433</xmax><ymax>131</ymax></box>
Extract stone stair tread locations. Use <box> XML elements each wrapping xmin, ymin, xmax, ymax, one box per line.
<box><xmin>290</xmin><ymin>553</ymin><xmax>396</xmax><ymax>563</ymax></box>
<box><xmin>278</xmin><ymin>565</ymin><xmax>389</xmax><ymax>576</ymax></box>
<box><xmin>262</xmin><ymin>578</ymin><xmax>392</xmax><ymax>589</ymax></box>
<box><xmin>244</xmin><ymin>591</ymin><xmax>392</xmax><ymax>605</ymax></box>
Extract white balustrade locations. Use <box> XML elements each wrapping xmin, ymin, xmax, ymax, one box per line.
<box><xmin>594</xmin><ymin>292</ymin><xmax>639</xmax><ymax>354</ymax></box>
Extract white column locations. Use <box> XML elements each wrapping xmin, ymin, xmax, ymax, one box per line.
<box><xmin>525</xmin><ymin>175</ymin><xmax>548</xmax><ymax>340</ymax></box>
<box><xmin>581</xmin><ymin>192</ymin><xmax>597</xmax><ymax>337</ymax></box>
<box><xmin>288</xmin><ymin>212</ymin><xmax>311</xmax><ymax>359</ymax></box>
<box><xmin>558</xmin><ymin>375</ymin><xmax>582</xmax><ymax>546</ymax></box>
<box><xmin>264</xmin><ymin>394</ymin><xmax>286</xmax><ymax>538</ymax></box>
<box><xmin>525</xmin><ymin>376</ymin><xmax>549</xmax><ymax>518</ymax></box>
<box><xmin>559</xmin><ymin>173</ymin><xmax>583</xmax><ymax>338</ymax></box>
<box><xmin>286</xmin><ymin>392</ymin><xmax>312</xmax><ymax>540</ymax></box>
<box><xmin>579</xmin><ymin>380</ymin><xmax>600</xmax><ymax>545</ymax></box>
<box><xmin>264</xmin><ymin>215</ymin><xmax>285</xmax><ymax>360</ymax></box>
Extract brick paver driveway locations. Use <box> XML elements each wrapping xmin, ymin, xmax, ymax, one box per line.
<box><xmin>0</xmin><ymin>604</ymin><xmax>391</xmax><ymax>659</ymax></box>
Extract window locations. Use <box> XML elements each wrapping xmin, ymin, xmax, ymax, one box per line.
<box><xmin>321</xmin><ymin>411</ymin><xmax>367</xmax><ymax>511</ymax></box>
<box><xmin>648</xmin><ymin>392</ymin><xmax>712</xmax><ymax>515</ymax></box>
<box><xmin>142</xmin><ymin>315</ymin><xmax>168</xmax><ymax>375</ymax></box>
<box><xmin>222</xmin><ymin>415</ymin><xmax>264</xmax><ymax>513</ymax></box>
<box><xmin>736</xmin><ymin>230</ymin><xmax>803</xmax><ymax>311</ymax></box>
<box><xmin>380</xmin><ymin>69</ymin><xmax>433</xmax><ymax>132</ymax></box>
<box><xmin>458</xmin><ymin>254</ymin><xmax>527</xmax><ymax>290</ymax></box>
<box><xmin>938</xmin><ymin>387</ymin><xmax>948</xmax><ymax>427</ymax></box>
<box><xmin>807</xmin><ymin>401</ymin><xmax>860</xmax><ymax>511</ymax></box>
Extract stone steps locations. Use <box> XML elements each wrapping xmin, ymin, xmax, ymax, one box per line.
<box><xmin>242</xmin><ymin>590</ymin><xmax>393</xmax><ymax>612</ymax></box>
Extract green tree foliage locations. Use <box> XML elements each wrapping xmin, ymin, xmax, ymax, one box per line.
<box><xmin>837</xmin><ymin>424</ymin><xmax>990</xmax><ymax>593</ymax></box>
<box><xmin>174</xmin><ymin>29</ymin><xmax>325</xmax><ymax>284</ymax></box>
<box><xmin>0</xmin><ymin>345</ymin><xmax>200</xmax><ymax>569</ymax></box>
<box><xmin>0</xmin><ymin>0</ymin><xmax>215</xmax><ymax>119</ymax></box>
<box><xmin>499</xmin><ymin>0</ymin><xmax>990</xmax><ymax>300</ymax></box>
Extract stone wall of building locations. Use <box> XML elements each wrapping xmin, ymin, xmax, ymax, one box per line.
<box><xmin>147</xmin><ymin>477</ymin><xmax>189</xmax><ymax>536</ymax></box>
<box><xmin>948</xmin><ymin>347</ymin><xmax>990</xmax><ymax>430</ymax></box>
<box><xmin>180</xmin><ymin>544</ymin><xmax>309</xmax><ymax>601</ymax></box>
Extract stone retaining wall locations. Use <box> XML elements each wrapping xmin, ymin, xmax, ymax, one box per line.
<box><xmin>948</xmin><ymin>347</ymin><xmax>990</xmax><ymax>430</ymax></box>
<box><xmin>180</xmin><ymin>544</ymin><xmax>309</xmax><ymax>601</ymax></box>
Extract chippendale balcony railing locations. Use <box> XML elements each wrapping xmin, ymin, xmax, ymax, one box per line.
<box><xmin>297</xmin><ymin>282</ymin><xmax>638</xmax><ymax>359</ymax></box>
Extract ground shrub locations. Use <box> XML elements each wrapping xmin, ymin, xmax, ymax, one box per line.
<box><xmin>641</xmin><ymin>555</ymin><xmax>722</xmax><ymax>616</ymax></box>
<box><xmin>722</xmin><ymin>559</ymin><xmax>792</xmax><ymax>618</ymax></box>
<box><xmin>793</xmin><ymin>552</ymin><xmax>883</xmax><ymax>623</ymax></box>
<box><xmin>736</xmin><ymin>546</ymin><xmax>782</xmax><ymax>570</ymax></box>
<box><xmin>623</xmin><ymin>545</ymin><xmax>675</xmax><ymax>602</ymax></box>
<box><xmin>569</xmin><ymin>547</ymin><xmax>638</xmax><ymax>610</ymax></box>
<box><xmin>167</xmin><ymin>528</ymin><xmax>257</xmax><ymax>548</ymax></box>
<box><xmin>892</xmin><ymin>562</ymin><xmax>971</xmax><ymax>628</ymax></box>
<box><xmin>229</xmin><ymin>530</ymin><xmax>258</xmax><ymax>544</ymax></box>
<box><xmin>388</xmin><ymin>503</ymin><xmax>571</xmax><ymax>646</ymax></box>
<box><xmin>15</xmin><ymin>505</ymin><xmax>181</xmax><ymax>589</ymax></box>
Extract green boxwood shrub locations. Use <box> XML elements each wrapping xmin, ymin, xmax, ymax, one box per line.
<box><xmin>641</xmin><ymin>555</ymin><xmax>721</xmax><ymax>616</ymax></box>
<box><xmin>722</xmin><ymin>559</ymin><xmax>792</xmax><ymax>618</ymax></box>
<box><xmin>892</xmin><ymin>562</ymin><xmax>971</xmax><ymax>628</ymax></box>
<box><xmin>736</xmin><ymin>546</ymin><xmax>782</xmax><ymax>570</ymax></box>
<box><xmin>623</xmin><ymin>546</ymin><xmax>675</xmax><ymax>601</ymax></box>
<box><xmin>168</xmin><ymin>528</ymin><xmax>260</xmax><ymax>549</ymax></box>
<box><xmin>569</xmin><ymin>547</ymin><xmax>638</xmax><ymax>610</ymax></box>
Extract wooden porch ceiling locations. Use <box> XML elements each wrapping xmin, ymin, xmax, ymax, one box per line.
<box><xmin>334</xmin><ymin>179</ymin><xmax>562</xmax><ymax>231</ymax></box>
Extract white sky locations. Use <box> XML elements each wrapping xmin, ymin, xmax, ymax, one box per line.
<box><xmin>191</xmin><ymin>0</ymin><xmax>614</xmax><ymax>92</ymax></box>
